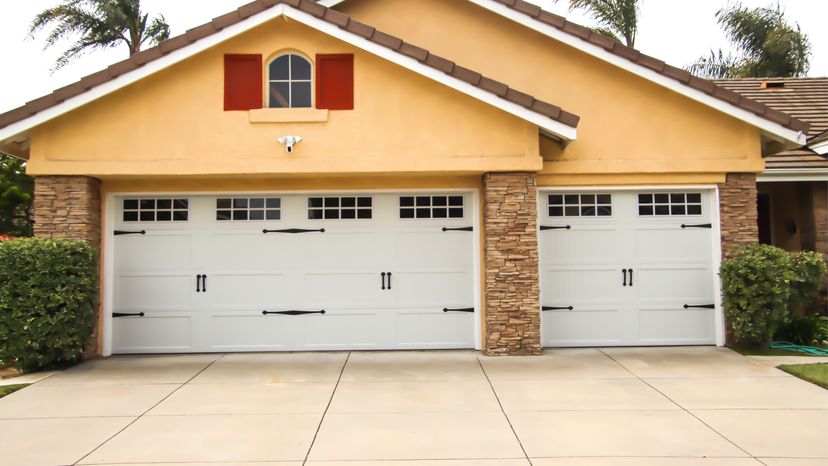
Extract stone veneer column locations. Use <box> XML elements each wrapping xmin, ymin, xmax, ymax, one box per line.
<box><xmin>718</xmin><ymin>173</ymin><xmax>758</xmax><ymax>259</ymax></box>
<box><xmin>483</xmin><ymin>172</ymin><xmax>541</xmax><ymax>355</ymax></box>
<box><xmin>33</xmin><ymin>175</ymin><xmax>102</xmax><ymax>356</ymax></box>
<box><xmin>811</xmin><ymin>182</ymin><xmax>828</xmax><ymax>259</ymax></box>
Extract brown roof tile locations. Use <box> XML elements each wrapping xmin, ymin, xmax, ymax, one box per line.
<box><xmin>399</xmin><ymin>43</ymin><xmax>428</xmax><ymax>62</ymax></box>
<box><xmin>499</xmin><ymin>0</ymin><xmax>808</xmax><ymax>134</ymax></box>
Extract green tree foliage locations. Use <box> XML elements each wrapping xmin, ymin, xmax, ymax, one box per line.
<box><xmin>688</xmin><ymin>2</ymin><xmax>811</xmax><ymax>78</ymax></box>
<box><xmin>0</xmin><ymin>154</ymin><xmax>33</xmax><ymax>237</ymax></box>
<box><xmin>29</xmin><ymin>0</ymin><xmax>170</xmax><ymax>71</ymax></box>
<box><xmin>554</xmin><ymin>0</ymin><xmax>639</xmax><ymax>46</ymax></box>
<box><xmin>0</xmin><ymin>238</ymin><xmax>98</xmax><ymax>371</ymax></box>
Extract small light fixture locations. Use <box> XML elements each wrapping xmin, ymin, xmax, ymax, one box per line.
<box><xmin>276</xmin><ymin>135</ymin><xmax>302</xmax><ymax>154</ymax></box>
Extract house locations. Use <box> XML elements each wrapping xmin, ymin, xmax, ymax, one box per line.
<box><xmin>0</xmin><ymin>0</ymin><xmax>809</xmax><ymax>356</ymax></box>
<box><xmin>715</xmin><ymin>77</ymin><xmax>827</xmax><ymax>259</ymax></box>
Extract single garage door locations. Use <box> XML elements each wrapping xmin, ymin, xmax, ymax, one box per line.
<box><xmin>538</xmin><ymin>189</ymin><xmax>718</xmax><ymax>347</ymax></box>
<box><xmin>111</xmin><ymin>192</ymin><xmax>477</xmax><ymax>353</ymax></box>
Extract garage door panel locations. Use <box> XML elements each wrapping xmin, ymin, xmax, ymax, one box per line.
<box><xmin>303</xmin><ymin>313</ymin><xmax>380</xmax><ymax>348</ymax></box>
<box><xmin>302</xmin><ymin>232</ymin><xmax>384</xmax><ymax>268</ymax></box>
<box><xmin>539</xmin><ymin>229</ymin><xmax>624</xmax><ymax>265</ymax></box>
<box><xmin>302</xmin><ymin>272</ymin><xmax>381</xmax><ymax>307</ymax></box>
<box><xmin>541</xmin><ymin>268</ymin><xmax>622</xmax><ymax>303</ymax></box>
<box><xmin>394</xmin><ymin>271</ymin><xmax>473</xmax><ymax>307</ymax></box>
<box><xmin>542</xmin><ymin>309</ymin><xmax>625</xmax><ymax>346</ymax></box>
<box><xmin>396</xmin><ymin>311</ymin><xmax>475</xmax><ymax>347</ymax></box>
<box><xmin>395</xmin><ymin>232</ymin><xmax>472</xmax><ymax>267</ymax></box>
<box><xmin>634</xmin><ymin>228</ymin><xmax>712</xmax><ymax>261</ymax></box>
<box><xmin>208</xmin><ymin>314</ymin><xmax>299</xmax><ymax>350</ymax></box>
<box><xmin>113</xmin><ymin>315</ymin><xmax>191</xmax><ymax>353</ymax></box>
<box><xmin>635</xmin><ymin>267</ymin><xmax>713</xmax><ymax>302</ymax></box>
<box><xmin>206</xmin><ymin>233</ymin><xmax>302</xmax><ymax>270</ymax></box>
<box><xmin>205</xmin><ymin>273</ymin><xmax>291</xmax><ymax>307</ymax></box>
<box><xmin>638</xmin><ymin>309</ymin><xmax>716</xmax><ymax>344</ymax></box>
<box><xmin>116</xmin><ymin>274</ymin><xmax>193</xmax><ymax>309</ymax></box>
<box><xmin>115</xmin><ymin>234</ymin><xmax>193</xmax><ymax>271</ymax></box>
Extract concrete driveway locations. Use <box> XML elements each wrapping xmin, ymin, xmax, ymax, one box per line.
<box><xmin>0</xmin><ymin>347</ymin><xmax>826</xmax><ymax>466</ymax></box>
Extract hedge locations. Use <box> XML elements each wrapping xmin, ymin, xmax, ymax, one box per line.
<box><xmin>0</xmin><ymin>238</ymin><xmax>98</xmax><ymax>371</ymax></box>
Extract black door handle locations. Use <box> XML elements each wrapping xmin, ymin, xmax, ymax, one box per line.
<box><xmin>202</xmin><ymin>274</ymin><xmax>207</xmax><ymax>292</ymax></box>
<box><xmin>387</xmin><ymin>272</ymin><xmax>392</xmax><ymax>290</ymax></box>
<box><xmin>681</xmin><ymin>223</ymin><xmax>712</xmax><ymax>229</ymax></box>
<box><xmin>622</xmin><ymin>269</ymin><xmax>627</xmax><ymax>286</ymax></box>
<box><xmin>263</xmin><ymin>228</ymin><xmax>325</xmax><ymax>234</ymax></box>
<box><xmin>114</xmin><ymin>230</ymin><xmax>146</xmax><ymax>236</ymax></box>
<box><xmin>381</xmin><ymin>272</ymin><xmax>386</xmax><ymax>290</ymax></box>
<box><xmin>442</xmin><ymin>226</ymin><xmax>473</xmax><ymax>232</ymax></box>
<box><xmin>443</xmin><ymin>307</ymin><xmax>474</xmax><ymax>313</ymax></box>
<box><xmin>628</xmin><ymin>268</ymin><xmax>633</xmax><ymax>287</ymax></box>
<box><xmin>196</xmin><ymin>274</ymin><xmax>202</xmax><ymax>292</ymax></box>
<box><xmin>113</xmin><ymin>312</ymin><xmax>145</xmax><ymax>318</ymax></box>
<box><xmin>262</xmin><ymin>310</ymin><xmax>326</xmax><ymax>315</ymax></box>
<box><xmin>684</xmin><ymin>304</ymin><xmax>715</xmax><ymax>309</ymax></box>
<box><xmin>542</xmin><ymin>306</ymin><xmax>574</xmax><ymax>311</ymax></box>
<box><xmin>540</xmin><ymin>225</ymin><xmax>571</xmax><ymax>230</ymax></box>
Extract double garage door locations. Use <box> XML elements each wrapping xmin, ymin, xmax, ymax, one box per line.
<box><xmin>112</xmin><ymin>192</ymin><xmax>477</xmax><ymax>353</ymax></box>
<box><xmin>538</xmin><ymin>189</ymin><xmax>718</xmax><ymax>347</ymax></box>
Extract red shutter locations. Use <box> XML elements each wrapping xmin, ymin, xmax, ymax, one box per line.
<box><xmin>224</xmin><ymin>54</ymin><xmax>263</xmax><ymax>111</ymax></box>
<box><xmin>316</xmin><ymin>54</ymin><xmax>354</xmax><ymax>110</ymax></box>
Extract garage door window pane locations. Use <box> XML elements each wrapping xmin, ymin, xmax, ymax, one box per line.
<box><xmin>638</xmin><ymin>192</ymin><xmax>703</xmax><ymax>216</ymax></box>
<box><xmin>548</xmin><ymin>193</ymin><xmax>611</xmax><ymax>217</ymax></box>
<box><xmin>217</xmin><ymin>197</ymin><xmax>281</xmax><ymax>221</ymax></box>
<box><xmin>123</xmin><ymin>198</ymin><xmax>189</xmax><ymax>223</ymax></box>
<box><xmin>309</xmin><ymin>196</ymin><xmax>373</xmax><ymax>220</ymax></box>
<box><xmin>399</xmin><ymin>195</ymin><xmax>464</xmax><ymax>219</ymax></box>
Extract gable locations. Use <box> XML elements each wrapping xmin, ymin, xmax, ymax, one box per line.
<box><xmin>26</xmin><ymin>18</ymin><xmax>545</xmax><ymax>177</ymax></box>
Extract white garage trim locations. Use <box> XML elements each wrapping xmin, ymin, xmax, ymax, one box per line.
<box><xmin>102</xmin><ymin>188</ymin><xmax>482</xmax><ymax>356</ymax></box>
<box><xmin>536</xmin><ymin>184</ymin><xmax>724</xmax><ymax>347</ymax></box>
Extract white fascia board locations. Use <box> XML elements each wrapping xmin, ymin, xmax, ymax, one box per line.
<box><xmin>0</xmin><ymin>2</ymin><xmax>576</xmax><ymax>144</ymax></box>
<box><xmin>757</xmin><ymin>169</ymin><xmax>828</xmax><ymax>182</ymax></box>
<box><xmin>308</xmin><ymin>0</ymin><xmax>805</xmax><ymax>145</ymax></box>
<box><xmin>283</xmin><ymin>7</ymin><xmax>576</xmax><ymax>140</ymax></box>
<box><xmin>809</xmin><ymin>139</ymin><xmax>828</xmax><ymax>155</ymax></box>
<box><xmin>465</xmin><ymin>0</ymin><xmax>805</xmax><ymax>146</ymax></box>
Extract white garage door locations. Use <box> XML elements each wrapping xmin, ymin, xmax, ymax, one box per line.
<box><xmin>538</xmin><ymin>189</ymin><xmax>718</xmax><ymax>347</ymax></box>
<box><xmin>111</xmin><ymin>192</ymin><xmax>477</xmax><ymax>353</ymax></box>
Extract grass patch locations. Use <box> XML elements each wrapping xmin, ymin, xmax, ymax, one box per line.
<box><xmin>778</xmin><ymin>363</ymin><xmax>828</xmax><ymax>389</ymax></box>
<box><xmin>0</xmin><ymin>384</ymin><xmax>28</xmax><ymax>398</ymax></box>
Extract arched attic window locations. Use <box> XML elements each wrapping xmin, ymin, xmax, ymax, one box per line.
<box><xmin>268</xmin><ymin>53</ymin><xmax>312</xmax><ymax>108</ymax></box>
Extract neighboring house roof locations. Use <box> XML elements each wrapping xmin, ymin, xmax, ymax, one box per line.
<box><xmin>0</xmin><ymin>0</ymin><xmax>581</xmax><ymax>157</ymax></box>
<box><xmin>715</xmin><ymin>77</ymin><xmax>828</xmax><ymax>171</ymax></box>
<box><xmin>320</xmin><ymin>0</ymin><xmax>808</xmax><ymax>145</ymax></box>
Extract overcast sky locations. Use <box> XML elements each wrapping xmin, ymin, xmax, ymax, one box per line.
<box><xmin>0</xmin><ymin>0</ymin><xmax>825</xmax><ymax>114</ymax></box>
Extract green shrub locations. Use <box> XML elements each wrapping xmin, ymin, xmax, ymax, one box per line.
<box><xmin>774</xmin><ymin>314</ymin><xmax>828</xmax><ymax>346</ymax></box>
<box><xmin>721</xmin><ymin>244</ymin><xmax>793</xmax><ymax>348</ymax></box>
<box><xmin>0</xmin><ymin>238</ymin><xmax>98</xmax><ymax>371</ymax></box>
<box><xmin>788</xmin><ymin>251</ymin><xmax>827</xmax><ymax>310</ymax></box>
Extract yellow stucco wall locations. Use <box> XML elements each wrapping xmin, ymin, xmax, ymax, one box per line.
<box><xmin>338</xmin><ymin>0</ymin><xmax>764</xmax><ymax>185</ymax></box>
<box><xmin>26</xmin><ymin>19</ymin><xmax>541</xmax><ymax>177</ymax></box>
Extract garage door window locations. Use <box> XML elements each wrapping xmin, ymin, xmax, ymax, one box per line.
<box><xmin>123</xmin><ymin>198</ymin><xmax>188</xmax><ymax>222</ymax></box>
<box><xmin>399</xmin><ymin>195</ymin><xmax>464</xmax><ymax>219</ymax></box>
<box><xmin>308</xmin><ymin>196</ymin><xmax>372</xmax><ymax>219</ymax></box>
<box><xmin>638</xmin><ymin>193</ymin><xmax>702</xmax><ymax>216</ymax></box>
<box><xmin>548</xmin><ymin>194</ymin><xmax>611</xmax><ymax>217</ymax></box>
<box><xmin>216</xmin><ymin>197</ymin><xmax>281</xmax><ymax>221</ymax></box>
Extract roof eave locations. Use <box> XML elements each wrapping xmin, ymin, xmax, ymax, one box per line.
<box><xmin>758</xmin><ymin>168</ymin><xmax>828</xmax><ymax>182</ymax></box>
<box><xmin>809</xmin><ymin>139</ymin><xmax>828</xmax><ymax>156</ymax></box>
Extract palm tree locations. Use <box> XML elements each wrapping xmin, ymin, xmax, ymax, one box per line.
<box><xmin>29</xmin><ymin>0</ymin><xmax>170</xmax><ymax>71</ymax></box>
<box><xmin>688</xmin><ymin>3</ymin><xmax>810</xmax><ymax>79</ymax></box>
<box><xmin>554</xmin><ymin>0</ymin><xmax>640</xmax><ymax>47</ymax></box>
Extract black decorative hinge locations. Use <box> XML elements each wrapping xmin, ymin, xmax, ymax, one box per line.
<box><xmin>683</xmin><ymin>304</ymin><xmax>715</xmax><ymax>309</ymax></box>
<box><xmin>443</xmin><ymin>307</ymin><xmax>475</xmax><ymax>313</ymax></box>
<box><xmin>114</xmin><ymin>230</ymin><xmax>146</xmax><ymax>236</ymax></box>
<box><xmin>681</xmin><ymin>223</ymin><xmax>712</xmax><ymax>229</ymax></box>
<box><xmin>540</xmin><ymin>225</ymin><xmax>571</xmax><ymax>231</ymax></box>
<box><xmin>262</xmin><ymin>310</ymin><xmax>326</xmax><ymax>315</ymax></box>
<box><xmin>442</xmin><ymin>226</ymin><xmax>473</xmax><ymax>232</ymax></box>
<box><xmin>542</xmin><ymin>306</ymin><xmax>574</xmax><ymax>311</ymax></box>
<box><xmin>113</xmin><ymin>312</ymin><xmax>145</xmax><ymax>318</ymax></box>
<box><xmin>263</xmin><ymin>228</ymin><xmax>325</xmax><ymax>234</ymax></box>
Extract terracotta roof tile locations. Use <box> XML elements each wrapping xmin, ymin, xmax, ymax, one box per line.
<box><xmin>0</xmin><ymin>0</ymin><xmax>581</xmax><ymax>138</ymax></box>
